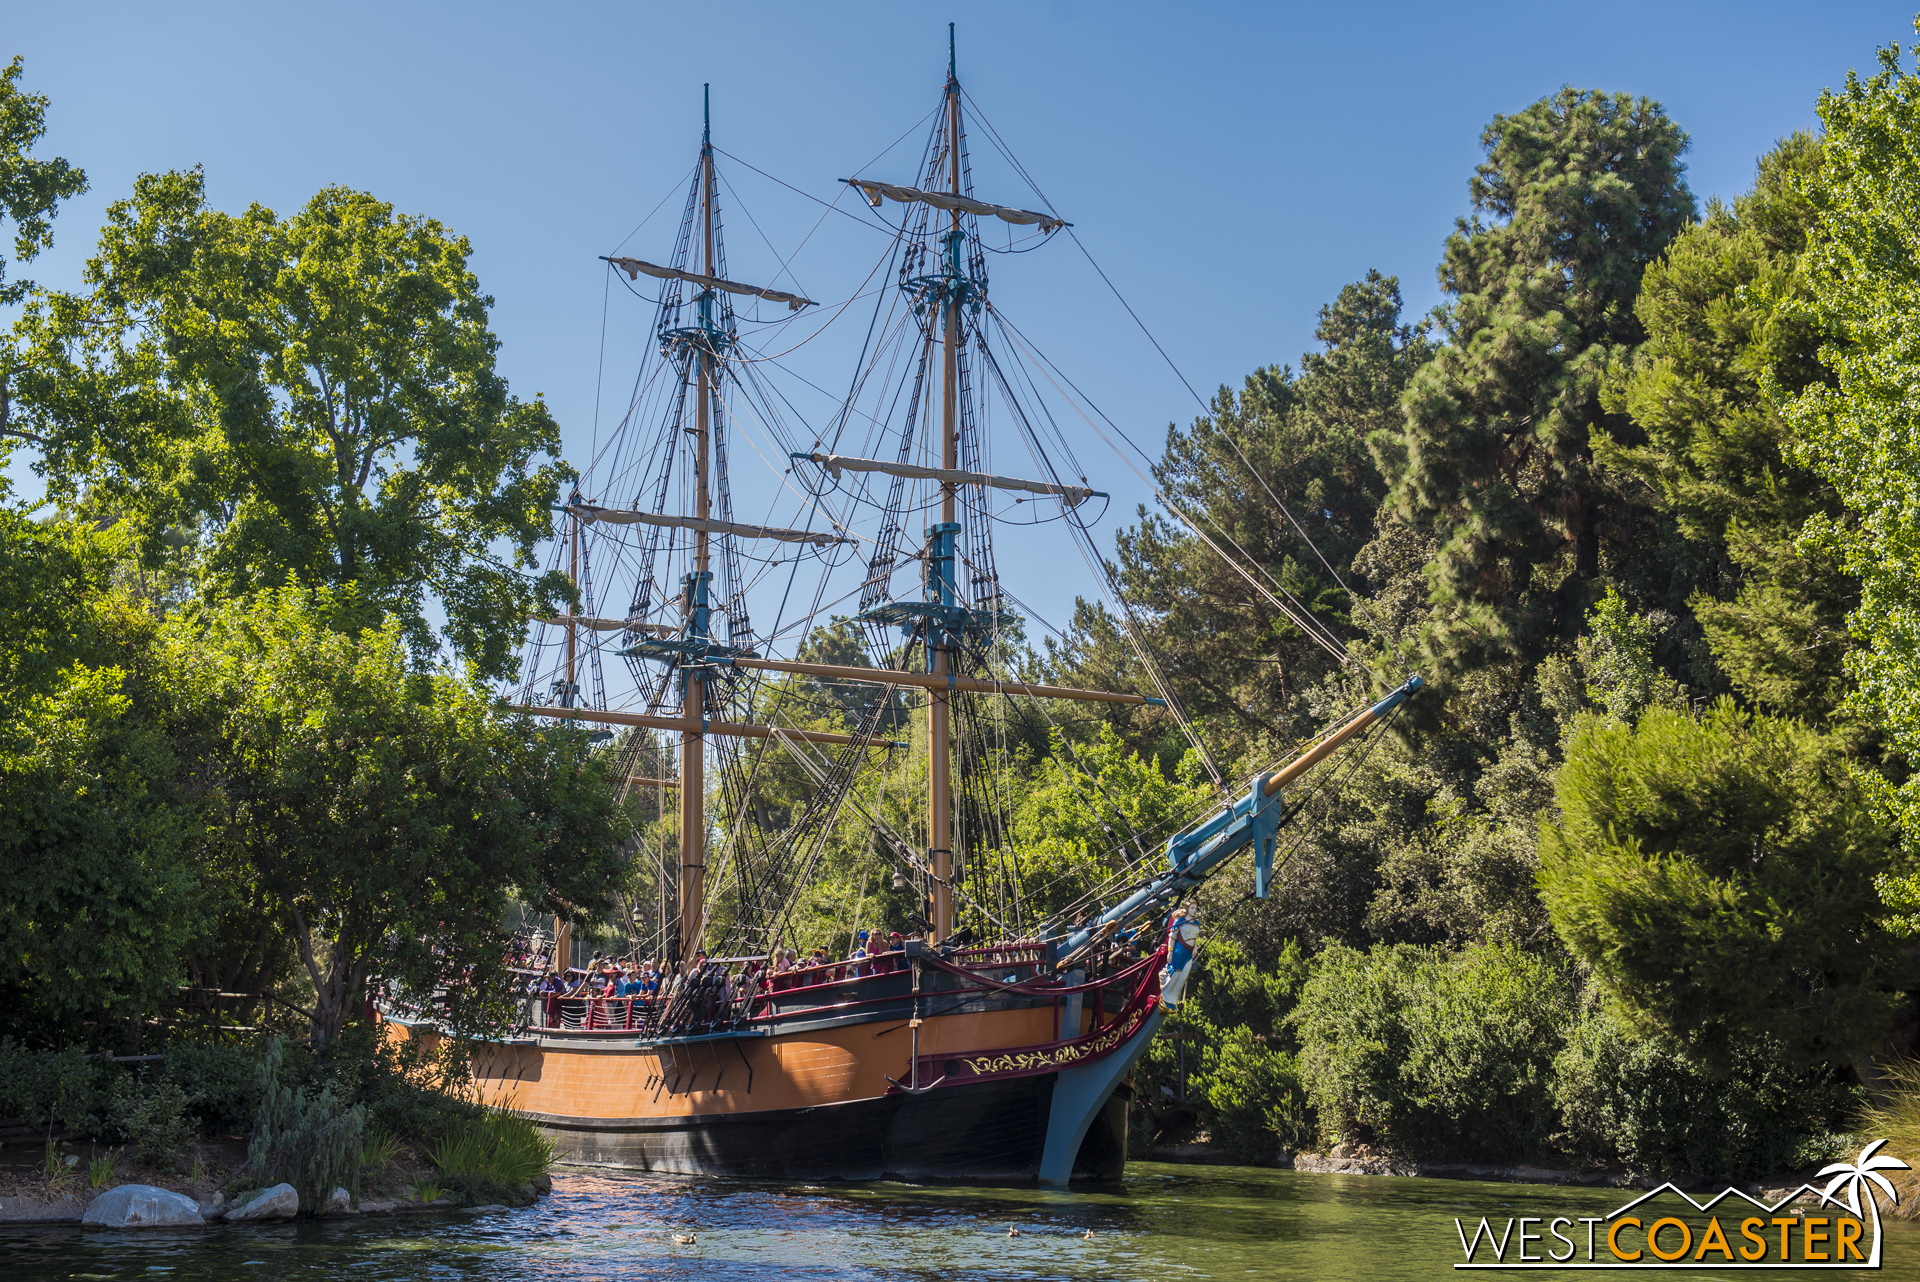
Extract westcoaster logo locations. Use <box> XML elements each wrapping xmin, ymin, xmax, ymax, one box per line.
<box><xmin>1453</xmin><ymin>1141</ymin><xmax>1910</xmax><ymax>1269</ymax></box>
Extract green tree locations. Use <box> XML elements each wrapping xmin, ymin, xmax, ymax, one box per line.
<box><xmin>1784</xmin><ymin>30</ymin><xmax>1920</xmax><ymax>824</ymax></box>
<box><xmin>176</xmin><ymin>588</ymin><xmax>631</xmax><ymax>1040</ymax></box>
<box><xmin>1538</xmin><ymin>700</ymin><xmax>1904</xmax><ymax>1070</ymax></box>
<box><xmin>1601</xmin><ymin>133</ymin><xmax>1855</xmax><ymax>724</ymax></box>
<box><xmin>0</xmin><ymin>56</ymin><xmax>86</xmax><ymax>311</ymax></box>
<box><xmin>1116</xmin><ymin>272</ymin><xmax>1428</xmax><ymax>746</ymax></box>
<box><xmin>12</xmin><ymin>171</ymin><xmax>570</xmax><ymax>679</ymax></box>
<box><xmin>994</xmin><ymin>723</ymin><xmax>1208</xmax><ymax>921</ymax></box>
<box><xmin>1381</xmin><ymin>89</ymin><xmax>1694</xmax><ymax>689</ymax></box>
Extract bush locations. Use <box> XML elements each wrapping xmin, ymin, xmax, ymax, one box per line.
<box><xmin>109</xmin><ymin>1076</ymin><xmax>197</xmax><ymax>1170</ymax></box>
<box><xmin>1292</xmin><ymin>940</ymin><xmax>1573</xmax><ymax>1161</ymax></box>
<box><xmin>247</xmin><ymin>1040</ymin><xmax>365</xmax><ymax>1214</ymax></box>
<box><xmin>1206</xmin><ymin>1028</ymin><xmax>1310</xmax><ymax>1162</ymax></box>
<box><xmin>1551</xmin><ymin>1000</ymin><xmax>1862</xmax><ymax>1180</ymax></box>
<box><xmin>0</xmin><ymin>1039</ymin><xmax>121</xmax><ymax>1139</ymax></box>
<box><xmin>429</xmin><ymin>1106</ymin><xmax>554</xmax><ymax>1191</ymax></box>
<box><xmin>162</xmin><ymin>1039</ymin><xmax>262</xmax><ymax>1137</ymax></box>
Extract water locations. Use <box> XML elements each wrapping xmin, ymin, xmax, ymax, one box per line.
<box><xmin>7</xmin><ymin>1163</ymin><xmax>1920</xmax><ymax>1279</ymax></box>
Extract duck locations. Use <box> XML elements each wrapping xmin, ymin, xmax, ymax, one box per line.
<box><xmin>672</xmin><ymin>1233</ymin><xmax>697</xmax><ymax>1245</ymax></box>
<box><xmin>1006</xmin><ymin>1226</ymin><xmax>1020</xmax><ymax>1237</ymax></box>
<box><xmin>1083</xmin><ymin>1228</ymin><xmax>1095</xmax><ymax>1240</ymax></box>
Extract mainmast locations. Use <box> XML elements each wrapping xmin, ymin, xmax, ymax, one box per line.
<box><xmin>679</xmin><ymin>84</ymin><xmax>717</xmax><ymax>963</ymax></box>
<box><xmin>927</xmin><ymin>25</ymin><xmax>962</xmax><ymax>945</ymax></box>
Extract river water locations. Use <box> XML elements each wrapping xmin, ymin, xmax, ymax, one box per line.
<box><xmin>7</xmin><ymin>1162</ymin><xmax>1920</xmax><ymax>1279</ymax></box>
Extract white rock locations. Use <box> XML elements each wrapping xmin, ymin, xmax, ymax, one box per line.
<box><xmin>81</xmin><ymin>1185</ymin><xmax>205</xmax><ymax>1229</ymax></box>
<box><xmin>223</xmin><ymin>1183</ymin><xmax>298</xmax><ymax>1222</ymax></box>
<box><xmin>324</xmin><ymin>1187</ymin><xmax>352</xmax><ymax>1214</ymax></box>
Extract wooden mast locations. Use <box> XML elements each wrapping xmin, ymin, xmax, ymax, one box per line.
<box><xmin>927</xmin><ymin>28</ymin><xmax>962</xmax><ymax>945</ymax></box>
<box><xmin>679</xmin><ymin>84</ymin><xmax>716</xmax><ymax>963</ymax></box>
<box><xmin>553</xmin><ymin>506</ymin><xmax>581</xmax><ymax>975</ymax></box>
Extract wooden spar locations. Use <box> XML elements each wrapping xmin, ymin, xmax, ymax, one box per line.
<box><xmin>724</xmin><ymin>655</ymin><xmax>1163</xmax><ymax>706</ymax></box>
<box><xmin>623</xmin><ymin>776</ymin><xmax>681</xmax><ymax>787</ymax></box>
<box><xmin>1262</xmin><ymin>706</ymin><xmax>1381</xmax><ymax>797</ymax></box>
<box><xmin>681</xmin><ymin>92</ymin><xmax>717</xmax><ymax>964</ymax></box>
<box><xmin>512</xmin><ymin>703</ymin><xmax>904</xmax><ymax>749</ymax></box>
<box><xmin>928</xmin><ymin>49</ymin><xmax>963</xmax><ymax>946</ymax></box>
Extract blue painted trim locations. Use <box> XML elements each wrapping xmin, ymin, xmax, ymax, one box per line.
<box><xmin>1036</xmin><ymin>1003</ymin><xmax>1166</xmax><ymax>1186</ymax></box>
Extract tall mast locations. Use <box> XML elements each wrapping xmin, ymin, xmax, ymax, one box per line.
<box><xmin>927</xmin><ymin>26</ymin><xmax>961</xmax><ymax>944</ymax></box>
<box><xmin>679</xmin><ymin>84</ymin><xmax>716</xmax><ymax>962</ymax></box>
<box><xmin>553</xmin><ymin>506</ymin><xmax>581</xmax><ymax>976</ymax></box>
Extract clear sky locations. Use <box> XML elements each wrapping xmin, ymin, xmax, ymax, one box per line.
<box><xmin>4</xmin><ymin>1</ymin><xmax>1913</xmax><ymax>668</ymax></box>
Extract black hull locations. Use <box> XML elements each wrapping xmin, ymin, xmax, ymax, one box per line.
<box><xmin>525</xmin><ymin>1071</ymin><xmax>1130</xmax><ymax>1183</ymax></box>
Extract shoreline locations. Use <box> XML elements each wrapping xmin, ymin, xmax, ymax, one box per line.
<box><xmin>1148</xmin><ymin>1145</ymin><xmax>1827</xmax><ymax>1201</ymax></box>
<box><xmin>0</xmin><ymin>1184</ymin><xmax>537</xmax><ymax>1227</ymax></box>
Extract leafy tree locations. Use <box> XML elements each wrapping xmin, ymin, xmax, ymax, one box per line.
<box><xmin>994</xmin><ymin>722</ymin><xmax>1208</xmax><ymax>922</ymax></box>
<box><xmin>1381</xmin><ymin>89</ymin><xmax>1694</xmax><ymax>689</ymax></box>
<box><xmin>1784</xmin><ymin>31</ymin><xmax>1920</xmax><ymax>823</ymax></box>
<box><xmin>0</xmin><ymin>56</ymin><xmax>86</xmax><ymax>310</ymax></box>
<box><xmin>1601</xmin><ymin>133</ymin><xmax>1855</xmax><ymax>724</ymax></box>
<box><xmin>0</xmin><ymin>515</ymin><xmax>204</xmax><ymax>1046</ymax></box>
<box><xmin>1538</xmin><ymin>700</ymin><xmax>1904</xmax><ymax>1070</ymax></box>
<box><xmin>12</xmin><ymin>171</ymin><xmax>571</xmax><ymax>679</ymax></box>
<box><xmin>1115</xmin><ymin>273</ymin><xmax>1428</xmax><ymax>746</ymax></box>
<box><xmin>175</xmin><ymin>588</ymin><xmax>631</xmax><ymax>1041</ymax></box>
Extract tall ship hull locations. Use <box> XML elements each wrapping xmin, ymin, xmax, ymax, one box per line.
<box><xmin>395</xmin><ymin>944</ymin><xmax>1189</xmax><ymax>1184</ymax></box>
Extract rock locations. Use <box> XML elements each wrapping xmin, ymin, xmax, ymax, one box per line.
<box><xmin>211</xmin><ymin>1190</ymin><xmax>227</xmax><ymax>1212</ymax></box>
<box><xmin>531</xmin><ymin>1173</ymin><xmax>552</xmax><ymax>1195</ymax></box>
<box><xmin>1330</xmin><ymin>1142</ymin><xmax>1356</xmax><ymax>1159</ymax></box>
<box><xmin>324</xmin><ymin>1187</ymin><xmax>352</xmax><ymax>1215</ymax></box>
<box><xmin>224</xmin><ymin>1183</ymin><xmax>299</xmax><ymax>1222</ymax></box>
<box><xmin>81</xmin><ymin>1185</ymin><xmax>205</xmax><ymax>1229</ymax></box>
<box><xmin>358</xmin><ymin>1200</ymin><xmax>399</xmax><ymax>1214</ymax></box>
<box><xmin>467</xmin><ymin>1204</ymin><xmax>510</xmax><ymax>1213</ymax></box>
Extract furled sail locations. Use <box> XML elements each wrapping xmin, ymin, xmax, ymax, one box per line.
<box><xmin>565</xmin><ymin>503</ymin><xmax>852</xmax><ymax>547</ymax></box>
<box><xmin>602</xmin><ymin>256</ymin><xmax>816</xmax><ymax>311</ymax></box>
<box><xmin>794</xmin><ymin>452</ymin><xmax>1097</xmax><ymax>507</ymax></box>
<box><xmin>841</xmin><ymin>180</ymin><xmax>1066</xmax><ymax>233</ymax></box>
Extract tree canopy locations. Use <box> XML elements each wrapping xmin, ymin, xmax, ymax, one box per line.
<box><xmin>12</xmin><ymin>172</ymin><xmax>570</xmax><ymax>679</ymax></box>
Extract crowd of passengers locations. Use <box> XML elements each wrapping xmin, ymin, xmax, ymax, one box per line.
<box><xmin>526</xmin><ymin>918</ymin><xmax>1161</xmax><ymax>1033</ymax></box>
<box><xmin>528</xmin><ymin>928</ymin><xmax>924</xmax><ymax>1030</ymax></box>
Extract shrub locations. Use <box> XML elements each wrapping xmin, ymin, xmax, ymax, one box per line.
<box><xmin>429</xmin><ymin>1107</ymin><xmax>554</xmax><ymax>1189</ymax></box>
<box><xmin>163</xmin><ymin>1039</ymin><xmax>263</xmax><ymax>1137</ymax></box>
<box><xmin>110</xmin><ymin>1076</ymin><xmax>198</xmax><ymax>1170</ymax></box>
<box><xmin>0</xmin><ymin>1039</ymin><xmax>121</xmax><ymax>1139</ymax></box>
<box><xmin>1551</xmin><ymin>1000</ymin><xmax>1863</xmax><ymax>1180</ymax></box>
<box><xmin>1206</xmin><ymin>1028</ymin><xmax>1310</xmax><ymax>1161</ymax></box>
<box><xmin>1292</xmin><ymin>940</ymin><xmax>1573</xmax><ymax>1161</ymax></box>
<box><xmin>247</xmin><ymin>1039</ymin><xmax>365</xmax><ymax>1215</ymax></box>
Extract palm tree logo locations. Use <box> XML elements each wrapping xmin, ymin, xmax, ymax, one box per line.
<box><xmin>1817</xmin><ymin>1139</ymin><xmax>1911</xmax><ymax>1267</ymax></box>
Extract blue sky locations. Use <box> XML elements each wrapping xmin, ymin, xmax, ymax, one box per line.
<box><xmin>4</xmin><ymin>1</ymin><xmax>1913</xmax><ymax>669</ymax></box>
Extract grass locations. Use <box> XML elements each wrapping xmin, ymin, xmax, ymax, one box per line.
<box><xmin>361</xmin><ymin>1125</ymin><xmax>402</xmax><ymax>1174</ymax></box>
<box><xmin>88</xmin><ymin>1150</ymin><xmax>120</xmax><ymax>1190</ymax></box>
<box><xmin>427</xmin><ymin>1106</ymin><xmax>554</xmax><ymax>1188</ymax></box>
<box><xmin>1859</xmin><ymin>1058</ymin><xmax>1920</xmax><ymax>1218</ymax></box>
<box><xmin>413</xmin><ymin>1180</ymin><xmax>442</xmax><ymax>1203</ymax></box>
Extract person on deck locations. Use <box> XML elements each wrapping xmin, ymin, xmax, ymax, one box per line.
<box><xmin>538</xmin><ymin>971</ymin><xmax>563</xmax><ymax>1028</ymax></box>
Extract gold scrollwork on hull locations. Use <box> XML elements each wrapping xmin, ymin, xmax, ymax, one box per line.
<box><xmin>961</xmin><ymin>1008</ymin><xmax>1147</xmax><ymax>1077</ymax></box>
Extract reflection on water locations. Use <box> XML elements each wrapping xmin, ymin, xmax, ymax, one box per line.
<box><xmin>5</xmin><ymin>1163</ymin><xmax>1920</xmax><ymax>1280</ymax></box>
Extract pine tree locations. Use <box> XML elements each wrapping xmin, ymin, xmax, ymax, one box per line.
<box><xmin>1379</xmin><ymin>89</ymin><xmax>1694</xmax><ymax>688</ymax></box>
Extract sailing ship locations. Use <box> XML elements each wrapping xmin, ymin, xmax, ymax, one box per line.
<box><xmin>386</xmin><ymin>29</ymin><xmax>1421</xmax><ymax>1184</ymax></box>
